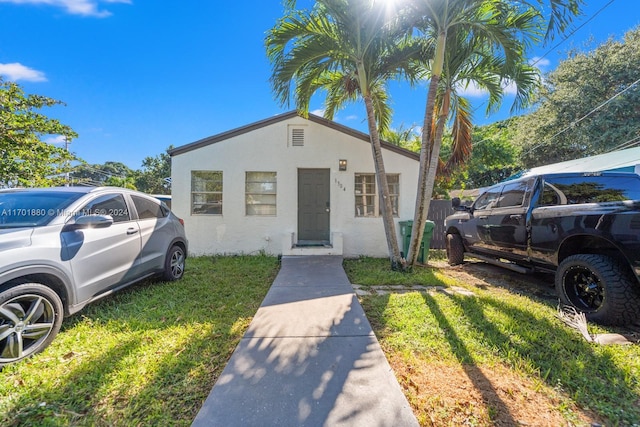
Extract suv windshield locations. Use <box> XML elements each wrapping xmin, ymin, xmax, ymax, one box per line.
<box><xmin>0</xmin><ymin>191</ymin><xmax>85</xmax><ymax>228</ymax></box>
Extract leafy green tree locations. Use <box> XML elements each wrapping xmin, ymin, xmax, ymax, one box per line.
<box><xmin>135</xmin><ymin>146</ymin><xmax>173</xmax><ymax>194</ymax></box>
<box><xmin>71</xmin><ymin>161</ymin><xmax>136</xmax><ymax>187</ymax></box>
<box><xmin>514</xmin><ymin>26</ymin><xmax>640</xmax><ymax>168</ymax></box>
<box><xmin>267</xmin><ymin>0</ymin><xmax>417</xmax><ymax>268</ymax></box>
<box><xmin>105</xmin><ymin>175</ymin><xmax>137</xmax><ymax>190</ymax></box>
<box><xmin>0</xmin><ymin>78</ymin><xmax>77</xmax><ymax>187</ymax></box>
<box><xmin>381</xmin><ymin>124</ymin><xmax>421</xmax><ymax>151</ymax></box>
<box><xmin>448</xmin><ymin>120</ymin><xmax>522</xmax><ymax>188</ymax></box>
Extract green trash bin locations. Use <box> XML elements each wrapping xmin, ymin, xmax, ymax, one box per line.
<box><xmin>399</xmin><ymin>220</ymin><xmax>435</xmax><ymax>263</ymax></box>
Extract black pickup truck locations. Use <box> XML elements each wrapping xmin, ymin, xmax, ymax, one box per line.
<box><xmin>444</xmin><ymin>172</ymin><xmax>640</xmax><ymax>325</ymax></box>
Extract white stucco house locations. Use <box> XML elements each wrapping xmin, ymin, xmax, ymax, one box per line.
<box><xmin>169</xmin><ymin>111</ymin><xmax>420</xmax><ymax>258</ymax></box>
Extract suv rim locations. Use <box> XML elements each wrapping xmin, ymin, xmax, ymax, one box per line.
<box><xmin>0</xmin><ymin>294</ymin><xmax>56</xmax><ymax>363</ymax></box>
<box><xmin>170</xmin><ymin>248</ymin><xmax>185</xmax><ymax>278</ymax></box>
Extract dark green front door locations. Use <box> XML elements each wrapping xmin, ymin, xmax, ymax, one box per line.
<box><xmin>298</xmin><ymin>169</ymin><xmax>330</xmax><ymax>244</ymax></box>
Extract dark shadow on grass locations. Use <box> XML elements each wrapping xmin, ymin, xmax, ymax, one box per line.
<box><xmin>433</xmin><ymin>259</ymin><xmax>639</xmax><ymax>424</ymax></box>
<box><xmin>447</xmin><ymin>293</ymin><xmax>640</xmax><ymax>425</ymax></box>
<box><xmin>345</xmin><ymin>257</ymin><xmax>640</xmax><ymax>425</ymax></box>
<box><xmin>5</xmin><ymin>336</ymin><xmax>142</xmax><ymax>425</ymax></box>
<box><xmin>420</xmin><ymin>292</ymin><xmax>518</xmax><ymax>426</ymax></box>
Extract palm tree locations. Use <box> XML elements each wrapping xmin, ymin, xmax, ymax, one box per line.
<box><xmin>405</xmin><ymin>0</ymin><xmax>582</xmax><ymax>266</ymax></box>
<box><xmin>266</xmin><ymin>0</ymin><xmax>418</xmax><ymax>268</ymax></box>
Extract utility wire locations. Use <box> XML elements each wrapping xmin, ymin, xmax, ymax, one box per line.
<box><xmin>472</xmin><ymin>0</ymin><xmax>617</xmax><ymax>116</ymax></box>
<box><xmin>71</xmin><ymin>164</ymin><xmax>127</xmax><ymax>180</ymax></box>
<box><xmin>604</xmin><ymin>134</ymin><xmax>640</xmax><ymax>152</ymax></box>
<box><xmin>523</xmin><ymin>76</ymin><xmax>640</xmax><ymax>155</ymax></box>
<box><xmin>530</xmin><ymin>0</ymin><xmax>616</xmax><ymax>67</ymax></box>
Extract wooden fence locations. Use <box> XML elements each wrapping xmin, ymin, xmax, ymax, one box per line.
<box><xmin>427</xmin><ymin>199</ymin><xmax>452</xmax><ymax>250</ymax></box>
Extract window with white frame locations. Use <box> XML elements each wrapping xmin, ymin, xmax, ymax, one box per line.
<box><xmin>354</xmin><ymin>173</ymin><xmax>399</xmax><ymax>217</ymax></box>
<box><xmin>246</xmin><ymin>172</ymin><xmax>277</xmax><ymax>216</ymax></box>
<box><xmin>191</xmin><ymin>171</ymin><xmax>223</xmax><ymax>215</ymax></box>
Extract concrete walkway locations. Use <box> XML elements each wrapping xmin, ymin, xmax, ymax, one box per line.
<box><xmin>192</xmin><ymin>255</ymin><xmax>418</xmax><ymax>427</ymax></box>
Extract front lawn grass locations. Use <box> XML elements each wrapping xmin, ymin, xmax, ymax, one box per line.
<box><xmin>345</xmin><ymin>256</ymin><xmax>640</xmax><ymax>426</ymax></box>
<box><xmin>3</xmin><ymin>254</ymin><xmax>638</xmax><ymax>426</ymax></box>
<box><xmin>0</xmin><ymin>256</ymin><xmax>279</xmax><ymax>427</ymax></box>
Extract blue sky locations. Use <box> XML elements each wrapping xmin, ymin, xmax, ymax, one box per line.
<box><xmin>1</xmin><ymin>0</ymin><xmax>638</xmax><ymax>170</ymax></box>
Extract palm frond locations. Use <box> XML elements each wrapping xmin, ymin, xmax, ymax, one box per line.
<box><xmin>444</xmin><ymin>96</ymin><xmax>473</xmax><ymax>174</ymax></box>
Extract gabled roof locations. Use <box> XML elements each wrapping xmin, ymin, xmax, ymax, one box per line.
<box><xmin>168</xmin><ymin>111</ymin><xmax>420</xmax><ymax>161</ymax></box>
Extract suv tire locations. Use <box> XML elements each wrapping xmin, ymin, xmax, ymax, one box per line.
<box><xmin>556</xmin><ymin>254</ymin><xmax>640</xmax><ymax>326</ymax></box>
<box><xmin>0</xmin><ymin>283</ymin><xmax>63</xmax><ymax>366</ymax></box>
<box><xmin>162</xmin><ymin>245</ymin><xmax>185</xmax><ymax>281</ymax></box>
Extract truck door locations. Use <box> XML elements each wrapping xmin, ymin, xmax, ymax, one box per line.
<box><xmin>465</xmin><ymin>184</ymin><xmax>503</xmax><ymax>252</ymax></box>
<box><xmin>483</xmin><ymin>179</ymin><xmax>532</xmax><ymax>257</ymax></box>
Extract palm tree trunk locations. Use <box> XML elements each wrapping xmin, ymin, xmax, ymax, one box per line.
<box><xmin>407</xmin><ymin>30</ymin><xmax>446</xmax><ymax>266</ymax></box>
<box><xmin>363</xmin><ymin>95</ymin><xmax>403</xmax><ymax>268</ymax></box>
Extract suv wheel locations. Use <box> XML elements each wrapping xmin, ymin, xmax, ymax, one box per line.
<box><xmin>446</xmin><ymin>233</ymin><xmax>465</xmax><ymax>266</ymax></box>
<box><xmin>162</xmin><ymin>245</ymin><xmax>185</xmax><ymax>281</ymax></box>
<box><xmin>0</xmin><ymin>283</ymin><xmax>63</xmax><ymax>366</ymax></box>
<box><xmin>556</xmin><ymin>254</ymin><xmax>640</xmax><ymax>325</ymax></box>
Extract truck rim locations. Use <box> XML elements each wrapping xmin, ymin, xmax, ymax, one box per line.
<box><xmin>563</xmin><ymin>265</ymin><xmax>604</xmax><ymax>311</ymax></box>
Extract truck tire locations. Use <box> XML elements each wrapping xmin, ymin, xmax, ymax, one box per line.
<box><xmin>556</xmin><ymin>254</ymin><xmax>640</xmax><ymax>326</ymax></box>
<box><xmin>446</xmin><ymin>233</ymin><xmax>465</xmax><ymax>266</ymax></box>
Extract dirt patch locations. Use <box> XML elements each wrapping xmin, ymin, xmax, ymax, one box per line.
<box><xmin>429</xmin><ymin>259</ymin><xmax>558</xmax><ymax>302</ymax></box>
<box><xmin>389</xmin><ymin>355</ymin><xmax>600</xmax><ymax>426</ymax></box>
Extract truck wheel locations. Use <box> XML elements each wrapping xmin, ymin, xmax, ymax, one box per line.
<box><xmin>446</xmin><ymin>233</ymin><xmax>465</xmax><ymax>266</ymax></box>
<box><xmin>0</xmin><ymin>283</ymin><xmax>64</xmax><ymax>367</ymax></box>
<box><xmin>556</xmin><ymin>254</ymin><xmax>640</xmax><ymax>326</ymax></box>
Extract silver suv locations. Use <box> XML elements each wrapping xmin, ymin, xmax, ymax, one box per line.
<box><xmin>0</xmin><ymin>187</ymin><xmax>188</xmax><ymax>366</ymax></box>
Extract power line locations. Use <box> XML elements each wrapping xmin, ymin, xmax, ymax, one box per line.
<box><xmin>71</xmin><ymin>164</ymin><xmax>128</xmax><ymax>180</ymax></box>
<box><xmin>604</xmin><ymin>134</ymin><xmax>640</xmax><ymax>153</ymax></box>
<box><xmin>523</xmin><ymin>76</ymin><xmax>640</xmax><ymax>156</ymax></box>
<box><xmin>530</xmin><ymin>0</ymin><xmax>616</xmax><ymax>67</ymax></box>
<box><xmin>472</xmin><ymin>0</ymin><xmax>617</xmax><ymax>116</ymax></box>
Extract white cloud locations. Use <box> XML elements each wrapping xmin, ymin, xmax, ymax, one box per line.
<box><xmin>530</xmin><ymin>56</ymin><xmax>551</xmax><ymax>70</ymax></box>
<box><xmin>344</xmin><ymin>115</ymin><xmax>358</xmax><ymax>121</ymax></box>
<box><xmin>310</xmin><ymin>109</ymin><xmax>325</xmax><ymax>116</ymax></box>
<box><xmin>45</xmin><ymin>135</ymin><xmax>69</xmax><ymax>145</ymax></box>
<box><xmin>0</xmin><ymin>0</ymin><xmax>131</xmax><ymax>17</ymax></box>
<box><xmin>456</xmin><ymin>79</ymin><xmax>521</xmax><ymax>97</ymax></box>
<box><xmin>456</xmin><ymin>81</ymin><xmax>486</xmax><ymax>97</ymax></box>
<box><xmin>0</xmin><ymin>63</ymin><xmax>47</xmax><ymax>82</ymax></box>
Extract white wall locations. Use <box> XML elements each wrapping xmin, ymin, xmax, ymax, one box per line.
<box><xmin>171</xmin><ymin>115</ymin><xmax>419</xmax><ymax>257</ymax></box>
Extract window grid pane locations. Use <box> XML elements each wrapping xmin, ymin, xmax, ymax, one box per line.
<box><xmin>355</xmin><ymin>174</ymin><xmax>376</xmax><ymax>217</ymax></box>
<box><xmin>246</xmin><ymin>172</ymin><xmax>277</xmax><ymax>216</ymax></box>
<box><xmin>355</xmin><ymin>174</ymin><xmax>399</xmax><ymax>217</ymax></box>
<box><xmin>191</xmin><ymin>171</ymin><xmax>223</xmax><ymax>215</ymax></box>
<box><xmin>385</xmin><ymin>174</ymin><xmax>400</xmax><ymax>216</ymax></box>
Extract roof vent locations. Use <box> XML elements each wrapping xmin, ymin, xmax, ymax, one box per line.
<box><xmin>291</xmin><ymin>128</ymin><xmax>305</xmax><ymax>146</ymax></box>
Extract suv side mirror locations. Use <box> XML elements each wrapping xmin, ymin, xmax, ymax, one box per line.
<box><xmin>64</xmin><ymin>214</ymin><xmax>114</xmax><ymax>231</ymax></box>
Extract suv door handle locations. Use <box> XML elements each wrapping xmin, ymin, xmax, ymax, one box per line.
<box><xmin>127</xmin><ymin>228</ymin><xmax>139</xmax><ymax>235</ymax></box>
<box><xmin>510</xmin><ymin>214</ymin><xmax>522</xmax><ymax>220</ymax></box>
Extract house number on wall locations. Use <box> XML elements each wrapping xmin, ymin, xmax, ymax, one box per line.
<box><xmin>334</xmin><ymin>178</ymin><xmax>346</xmax><ymax>191</ymax></box>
